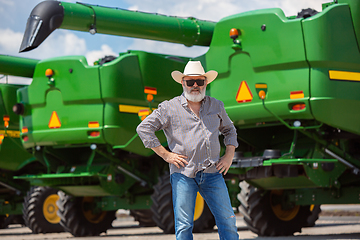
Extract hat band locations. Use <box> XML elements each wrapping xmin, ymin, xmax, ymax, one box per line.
<box><xmin>184</xmin><ymin>73</ymin><xmax>203</xmax><ymax>76</ymax></box>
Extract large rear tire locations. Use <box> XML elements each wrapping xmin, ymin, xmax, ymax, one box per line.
<box><xmin>23</xmin><ymin>186</ymin><xmax>63</xmax><ymax>233</ymax></box>
<box><xmin>239</xmin><ymin>182</ymin><xmax>312</xmax><ymax>236</ymax></box>
<box><xmin>151</xmin><ymin>173</ymin><xmax>215</xmax><ymax>233</ymax></box>
<box><xmin>56</xmin><ymin>191</ymin><xmax>116</xmax><ymax>237</ymax></box>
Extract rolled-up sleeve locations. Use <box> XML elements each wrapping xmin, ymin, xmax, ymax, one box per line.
<box><xmin>136</xmin><ymin>101</ymin><xmax>169</xmax><ymax>148</ymax></box>
<box><xmin>218</xmin><ymin>102</ymin><xmax>238</xmax><ymax>148</ymax></box>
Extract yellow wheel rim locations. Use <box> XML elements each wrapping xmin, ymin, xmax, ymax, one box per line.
<box><xmin>193</xmin><ymin>192</ymin><xmax>205</xmax><ymax>221</ymax></box>
<box><xmin>82</xmin><ymin>197</ymin><xmax>106</xmax><ymax>224</ymax></box>
<box><xmin>43</xmin><ymin>194</ymin><xmax>60</xmax><ymax>224</ymax></box>
<box><xmin>270</xmin><ymin>190</ymin><xmax>300</xmax><ymax>221</ymax></box>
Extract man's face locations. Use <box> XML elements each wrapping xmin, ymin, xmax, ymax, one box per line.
<box><xmin>182</xmin><ymin>76</ymin><xmax>207</xmax><ymax>102</ymax></box>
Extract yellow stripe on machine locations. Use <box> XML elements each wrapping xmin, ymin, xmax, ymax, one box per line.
<box><xmin>329</xmin><ymin>70</ymin><xmax>360</xmax><ymax>82</ymax></box>
<box><xmin>0</xmin><ymin>130</ymin><xmax>20</xmax><ymax>138</ymax></box>
<box><xmin>119</xmin><ymin>105</ymin><xmax>152</xmax><ymax>114</ymax></box>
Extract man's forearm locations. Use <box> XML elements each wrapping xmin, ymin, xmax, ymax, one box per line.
<box><xmin>224</xmin><ymin>145</ymin><xmax>236</xmax><ymax>156</ymax></box>
<box><xmin>151</xmin><ymin>145</ymin><xmax>170</xmax><ymax>159</ymax></box>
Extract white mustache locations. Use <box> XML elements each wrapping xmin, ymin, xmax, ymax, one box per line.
<box><xmin>191</xmin><ymin>87</ymin><xmax>200</xmax><ymax>92</ymax></box>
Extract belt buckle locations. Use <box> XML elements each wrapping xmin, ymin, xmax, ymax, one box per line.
<box><xmin>200</xmin><ymin>162</ymin><xmax>213</xmax><ymax>170</ymax></box>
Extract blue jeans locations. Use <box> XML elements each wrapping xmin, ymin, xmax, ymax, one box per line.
<box><xmin>170</xmin><ymin>171</ymin><xmax>239</xmax><ymax>240</ymax></box>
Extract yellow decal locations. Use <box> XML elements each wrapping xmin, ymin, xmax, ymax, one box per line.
<box><xmin>48</xmin><ymin>111</ymin><xmax>61</xmax><ymax>129</ymax></box>
<box><xmin>119</xmin><ymin>105</ymin><xmax>152</xmax><ymax>114</ymax></box>
<box><xmin>236</xmin><ymin>81</ymin><xmax>253</xmax><ymax>103</ymax></box>
<box><xmin>329</xmin><ymin>70</ymin><xmax>360</xmax><ymax>82</ymax></box>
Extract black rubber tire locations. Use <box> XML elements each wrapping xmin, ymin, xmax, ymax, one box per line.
<box><xmin>56</xmin><ymin>191</ymin><xmax>116</xmax><ymax>237</ymax></box>
<box><xmin>150</xmin><ymin>173</ymin><xmax>215</xmax><ymax>234</ymax></box>
<box><xmin>239</xmin><ymin>182</ymin><xmax>312</xmax><ymax>236</ymax></box>
<box><xmin>0</xmin><ymin>215</ymin><xmax>6</xmax><ymax>229</ymax></box>
<box><xmin>238</xmin><ymin>181</ymin><xmax>258</xmax><ymax>234</ymax></box>
<box><xmin>130</xmin><ymin>209</ymin><xmax>157</xmax><ymax>227</ymax></box>
<box><xmin>23</xmin><ymin>186</ymin><xmax>64</xmax><ymax>233</ymax></box>
<box><xmin>306</xmin><ymin>205</ymin><xmax>321</xmax><ymax>227</ymax></box>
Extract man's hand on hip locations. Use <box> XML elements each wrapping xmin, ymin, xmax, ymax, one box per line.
<box><xmin>216</xmin><ymin>145</ymin><xmax>236</xmax><ymax>175</ymax></box>
<box><xmin>163</xmin><ymin>152</ymin><xmax>188</xmax><ymax>168</ymax></box>
<box><xmin>151</xmin><ymin>145</ymin><xmax>188</xmax><ymax>169</ymax></box>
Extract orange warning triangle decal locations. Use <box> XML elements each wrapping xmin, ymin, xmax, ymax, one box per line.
<box><xmin>236</xmin><ymin>81</ymin><xmax>253</xmax><ymax>103</ymax></box>
<box><xmin>48</xmin><ymin>111</ymin><xmax>61</xmax><ymax>129</ymax></box>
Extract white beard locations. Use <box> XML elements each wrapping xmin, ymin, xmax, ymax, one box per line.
<box><xmin>183</xmin><ymin>85</ymin><xmax>206</xmax><ymax>102</ymax></box>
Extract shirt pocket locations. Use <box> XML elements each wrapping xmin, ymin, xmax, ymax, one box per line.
<box><xmin>203</xmin><ymin>113</ymin><xmax>221</xmax><ymax>132</ymax></box>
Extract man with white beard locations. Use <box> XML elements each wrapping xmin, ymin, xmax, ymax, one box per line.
<box><xmin>136</xmin><ymin>61</ymin><xmax>239</xmax><ymax>240</ymax></box>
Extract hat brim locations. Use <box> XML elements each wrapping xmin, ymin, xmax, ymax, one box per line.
<box><xmin>171</xmin><ymin>70</ymin><xmax>218</xmax><ymax>84</ymax></box>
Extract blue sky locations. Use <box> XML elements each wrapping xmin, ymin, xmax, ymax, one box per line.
<box><xmin>0</xmin><ymin>0</ymin><xmax>327</xmax><ymax>83</ymax></box>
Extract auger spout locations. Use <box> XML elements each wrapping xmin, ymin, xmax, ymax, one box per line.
<box><xmin>19</xmin><ymin>1</ymin><xmax>216</xmax><ymax>52</ymax></box>
<box><xmin>0</xmin><ymin>55</ymin><xmax>39</xmax><ymax>78</ymax></box>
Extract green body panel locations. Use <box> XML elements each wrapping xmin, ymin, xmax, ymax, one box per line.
<box><xmin>0</xmin><ymin>84</ymin><xmax>35</xmax><ymax>171</ymax></box>
<box><xmin>0</xmin><ymin>84</ymin><xmax>44</xmax><ymax>217</ymax></box>
<box><xmin>20</xmin><ymin>52</ymin><xmax>185</xmax><ymax>155</ymax></box>
<box><xmin>0</xmin><ymin>138</ymin><xmax>35</xmax><ymax>171</ymax></box>
<box><xmin>293</xmin><ymin>187</ymin><xmax>360</xmax><ymax>205</ymax></box>
<box><xmin>304</xmin><ymin>4</ymin><xmax>360</xmax><ymax>135</ymax></box>
<box><xmin>207</xmin><ymin>8</ymin><xmax>312</xmax><ymax>127</ymax></box>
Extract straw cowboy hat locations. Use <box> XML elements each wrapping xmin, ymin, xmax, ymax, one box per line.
<box><xmin>171</xmin><ymin>61</ymin><xmax>218</xmax><ymax>84</ymax></box>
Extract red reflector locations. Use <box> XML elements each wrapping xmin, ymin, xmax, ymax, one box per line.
<box><xmin>144</xmin><ymin>87</ymin><xmax>157</xmax><ymax>95</ymax></box>
<box><xmin>292</xmin><ymin>104</ymin><xmax>306</xmax><ymax>111</ymax></box>
<box><xmin>22</xmin><ymin>127</ymin><xmax>28</xmax><ymax>133</ymax></box>
<box><xmin>89</xmin><ymin>131</ymin><xmax>100</xmax><ymax>137</ymax></box>
<box><xmin>23</xmin><ymin>136</ymin><xmax>29</xmax><ymax>142</ymax></box>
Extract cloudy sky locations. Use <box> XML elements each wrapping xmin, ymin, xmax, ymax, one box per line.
<box><xmin>0</xmin><ymin>0</ymin><xmax>327</xmax><ymax>83</ymax></box>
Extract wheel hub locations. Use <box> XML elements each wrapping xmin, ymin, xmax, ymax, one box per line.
<box><xmin>270</xmin><ymin>190</ymin><xmax>300</xmax><ymax>221</ymax></box>
<box><xmin>43</xmin><ymin>194</ymin><xmax>60</xmax><ymax>224</ymax></box>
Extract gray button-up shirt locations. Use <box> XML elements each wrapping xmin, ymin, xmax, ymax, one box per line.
<box><xmin>136</xmin><ymin>94</ymin><xmax>238</xmax><ymax>178</ymax></box>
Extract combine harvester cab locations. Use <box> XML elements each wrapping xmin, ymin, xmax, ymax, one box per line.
<box><xmin>0</xmin><ymin>55</ymin><xmax>64</xmax><ymax>233</ymax></box>
<box><xmin>205</xmin><ymin>0</ymin><xmax>360</xmax><ymax>236</ymax></box>
<box><xmin>15</xmin><ymin>1</ymin><xmax>218</xmax><ymax>236</ymax></box>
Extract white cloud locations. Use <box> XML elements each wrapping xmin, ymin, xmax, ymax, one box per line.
<box><xmin>127</xmin><ymin>0</ymin><xmax>325</xmax><ymax>21</ymax></box>
<box><xmin>0</xmin><ymin>30</ymin><xmax>88</xmax><ymax>60</ymax></box>
<box><xmin>26</xmin><ymin>31</ymin><xmax>87</xmax><ymax>59</ymax></box>
<box><xmin>0</xmin><ymin>29</ymin><xmax>23</xmax><ymax>53</ymax></box>
<box><xmin>85</xmin><ymin>44</ymin><xmax>117</xmax><ymax>65</ymax></box>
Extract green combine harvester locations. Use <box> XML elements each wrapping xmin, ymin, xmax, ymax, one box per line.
<box><xmin>0</xmin><ymin>55</ymin><xmax>63</xmax><ymax>233</ymax></box>
<box><xmin>14</xmin><ymin>0</ymin><xmax>360</xmax><ymax>237</ymax></box>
